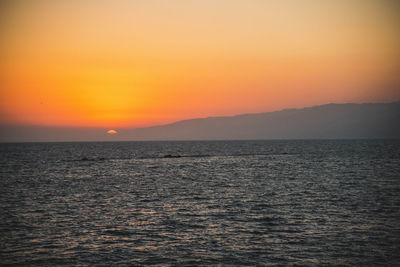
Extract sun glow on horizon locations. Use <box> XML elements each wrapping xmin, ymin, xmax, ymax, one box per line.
<box><xmin>1</xmin><ymin>0</ymin><xmax>399</xmax><ymax>128</ymax></box>
<box><xmin>106</xmin><ymin>129</ymin><xmax>118</xmax><ymax>134</ymax></box>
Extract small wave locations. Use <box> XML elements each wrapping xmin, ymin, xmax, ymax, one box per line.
<box><xmin>162</xmin><ymin>154</ymin><xmax>182</xmax><ymax>158</ymax></box>
<box><xmin>138</xmin><ymin>154</ymin><xmax>211</xmax><ymax>160</ymax></box>
<box><xmin>102</xmin><ymin>229</ymin><xmax>144</xmax><ymax>237</ymax></box>
<box><xmin>69</xmin><ymin>152</ymin><xmax>293</xmax><ymax>162</ymax></box>
<box><xmin>162</xmin><ymin>218</ymin><xmax>206</xmax><ymax>229</ymax></box>
<box><xmin>68</xmin><ymin>157</ymin><xmax>108</xmax><ymax>162</ymax></box>
<box><xmin>102</xmin><ymin>229</ymin><xmax>131</xmax><ymax>236</ymax></box>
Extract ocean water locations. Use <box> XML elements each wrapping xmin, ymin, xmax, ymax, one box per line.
<box><xmin>0</xmin><ymin>140</ymin><xmax>399</xmax><ymax>266</ymax></box>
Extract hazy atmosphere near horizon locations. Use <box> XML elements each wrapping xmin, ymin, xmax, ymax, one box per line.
<box><xmin>1</xmin><ymin>1</ymin><xmax>400</xmax><ymax>266</ymax></box>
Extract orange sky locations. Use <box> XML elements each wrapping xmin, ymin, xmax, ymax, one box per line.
<box><xmin>1</xmin><ymin>0</ymin><xmax>399</xmax><ymax>128</ymax></box>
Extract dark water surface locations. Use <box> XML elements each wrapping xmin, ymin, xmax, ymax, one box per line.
<box><xmin>0</xmin><ymin>140</ymin><xmax>399</xmax><ymax>266</ymax></box>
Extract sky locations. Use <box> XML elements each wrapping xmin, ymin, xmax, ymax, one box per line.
<box><xmin>1</xmin><ymin>0</ymin><xmax>399</xmax><ymax>130</ymax></box>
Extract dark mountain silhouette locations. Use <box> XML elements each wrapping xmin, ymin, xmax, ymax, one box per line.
<box><xmin>1</xmin><ymin>102</ymin><xmax>399</xmax><ymax>142</ymax></box>
<box><xmin>123</xmin><ymin>102</ymin><xmax>400</xmax><ymax>140</ymax></box>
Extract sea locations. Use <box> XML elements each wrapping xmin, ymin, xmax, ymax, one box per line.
<box><xmin>0</xmin><ymin>140</ymin><xmax>399</xmax><ymax>266</ymax></box>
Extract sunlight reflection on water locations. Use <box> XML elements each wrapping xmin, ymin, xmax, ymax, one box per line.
<box><xmin>0</xmin><ymin>140</ymin><xmax>399</xmax><ymax>265</ymax></box>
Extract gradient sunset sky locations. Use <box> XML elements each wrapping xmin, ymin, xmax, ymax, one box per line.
<box><xmin>1</xmin><ymin>0</ymin><xmax>399</xmax><ymax>128</ymax></box>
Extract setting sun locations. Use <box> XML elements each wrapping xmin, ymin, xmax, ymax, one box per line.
<box><xmin>106</xmin><ymin>130</ymin><xmax>118</xmax><ymax>134</ymax></box>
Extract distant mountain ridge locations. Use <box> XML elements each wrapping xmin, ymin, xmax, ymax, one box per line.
<box><xmin>125</xmin><ymin>102</ymin><xmax>400</xmax><ymax>140</ymax></box>
<box><xmin>1</xmin><ymin>102</ymin><xmax>399</xmax><ymax>142</ymax></box>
